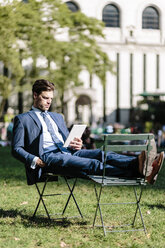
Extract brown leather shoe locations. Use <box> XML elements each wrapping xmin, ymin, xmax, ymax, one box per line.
<box><xmin>138</xmin><ymin>151</ymin><xmax>146</xmax><ymax>175</ymax></box>
<box><xmin>146</xmin><ymin>152</ymin><xmax>164</xmax><ymax>185</ymax></box>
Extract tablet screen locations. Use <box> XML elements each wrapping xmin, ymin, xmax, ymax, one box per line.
<box><xmin>63</xmin><ymin>124</ymin><xmax>87</xmax><ymax>147</ymax></box>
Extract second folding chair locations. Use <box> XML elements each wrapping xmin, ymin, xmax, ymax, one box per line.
<box><xmin>31</xmin><ymin>173</ymin><xmax>83</xmax><ymax>220</ymax></box>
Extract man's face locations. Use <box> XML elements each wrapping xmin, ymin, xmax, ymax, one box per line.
<box><xmin>33</xmin><ymin>91</ymin><xmax>54</xmax><ymax>111</ymax></box>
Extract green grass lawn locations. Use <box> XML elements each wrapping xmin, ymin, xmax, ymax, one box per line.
<box><xmin>0</xmin><ymin>146</ymin><xmax>165</xmax><ymax>248</ymax></box>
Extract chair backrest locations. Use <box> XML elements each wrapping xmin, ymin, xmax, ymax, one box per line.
<box><xmin>101</xmin><ymin>133</ymin><xmax>154</xmax><ymax>179</ymax></box>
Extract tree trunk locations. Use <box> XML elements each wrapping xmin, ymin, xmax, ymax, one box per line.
<box><xmin>103</xmin><ymin>79</ymin><xmax>106</xmax><ymax>124</ymax></box>
<box><xmin>0</xmin><ymin>67</ymin><xmax>9</xmax><ymax>118</ymax></box>
<box><xmin>60</xmin><ymin>91</ymin><xmax>64</xmax><ymax>114</ymax></box>
<box><xmin>0</xmin><ymin>99</ymin><xmax>7</xmax><ymax>119</ymax></box>
<box><xmin>18</xmin><ymin>91</ymin><xmax>23</xmax><ymax>114</ymax></box>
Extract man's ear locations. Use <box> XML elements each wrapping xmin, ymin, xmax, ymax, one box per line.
<box><xmin>33</xmin><ymin>92</ymin><xmax>38</xmax><ymax>99</ymax></box>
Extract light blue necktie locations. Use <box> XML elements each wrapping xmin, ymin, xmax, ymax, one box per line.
<box><xmin>41</xmin><ymin>112</ymin><xmax>68</xmax><ymax>153</ymax></box>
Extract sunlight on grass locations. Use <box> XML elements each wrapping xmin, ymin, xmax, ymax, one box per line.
<box><xmin>0</xmin><ymin>147</ymin><xmax>165</xmax><ymax>248</ymax></box>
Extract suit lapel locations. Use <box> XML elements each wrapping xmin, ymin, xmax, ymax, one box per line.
<box><xmin>28</xmin><ymin>110</ymin><xmax>44</xmax><ymax>156</ymax></box>
<box><xmin>28</xmin><ymin>110</ymin><xmax>67</xmax><ymax>142</ymax></box>
<box><xmin>28</xmin><ymin>110</ymin><xmax>42</xmax><ymax>129</ymax></box>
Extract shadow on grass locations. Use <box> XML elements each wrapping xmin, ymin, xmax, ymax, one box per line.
<box><xmin>0</xmin><ymin>208</ymin><xmax>88</xmax><ymax>228</ymax></box>
<box><xmin>145</xmin><ymin>203</ymin><xmax>165</xmax><ymax>210</ymax></box>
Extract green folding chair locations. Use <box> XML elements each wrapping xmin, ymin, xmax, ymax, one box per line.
<box><xmin>88</xmin><ymin>133</ymin><xmax>154</xmax><ymax>235</ymax></box>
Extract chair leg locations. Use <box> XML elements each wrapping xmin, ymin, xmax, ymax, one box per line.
<box><xmin>32</xmin><ymin>177</ymin><xmax>83</xmax><ymax>220</ymax></box>
<box><xmin>93</xmin><ymin>184</ymin><xmax>106</xmax><ymax>235</ymax></box>
<box><xmin>62</xmin><ymin>177</ymin><xmax>83</xmax><ymax>218</ymax></box>
<box><xmin>32</xmin><ymin>180</ymin><xmax>51</xmax><ymax>220</ymax></box>
<box><xmin>133</xmin><ymin>186</ymin><xmax>147</xmax><ymax>234</ymax></box>
<box><xmin>92</xmin><ymin>184</ymin><xmax>147</xmax><ymax>235</ymax></box>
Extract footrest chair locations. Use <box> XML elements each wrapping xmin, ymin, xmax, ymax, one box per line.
<box><xmin>32</xmin><ymin>173</ymin><xmax>83</xmax><ymax>220</ymax></box>
<box><xmin>88</xmin><ymin>133</ymin><xmax>154</xmax><ymax>235</ymax></box>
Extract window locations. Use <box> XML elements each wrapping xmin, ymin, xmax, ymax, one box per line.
<box><xmin>102</xmin><ymin>4</ymin><xmax>120</xmax><ymax>27</ymax></box>
<box><xmin>142</xmin><ymin>6</ymin><xmax>159</xmax><ymax>29</ymax></box>
<box><xmin>65</xmin><ymin>1</ymin><xmax>79</xmax><ymax>12</ymax></box>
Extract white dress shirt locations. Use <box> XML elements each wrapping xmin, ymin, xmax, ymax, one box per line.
<box><xmin>31</xmin><ymin>106</ymin><xmax>64</xmax><ymax>172</ymax></box>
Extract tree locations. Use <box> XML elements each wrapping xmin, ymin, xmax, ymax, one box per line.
<box><xmin>0</xmin><ymin>2</ymin><xmax>24</xmax><ymax>118</ymax></box>
<box><xmin>12</xmin><ymin>0</ymin><xmax>52</xmax><ymax>113</ymax></box>
<box><xmin>40</xmin><ymin>1</ymin><xmax>115</xmax><ymax>115</ymax></box>
<box><xmin>1</xmin><ymin>0</ymin><xmax>115</xmax><ymax>121</ymax></box>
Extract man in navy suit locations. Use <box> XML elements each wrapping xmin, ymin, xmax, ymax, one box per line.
<box><xmin>12</xmin><ymin>79</ymin><xmax>163</xmax><ymax>185</ymax></box>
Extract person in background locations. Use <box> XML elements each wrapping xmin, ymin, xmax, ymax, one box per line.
<box><xmin>82</xmin><ymin>126</ymin><xmax>96</xmax><ymax>150</ymax></box>
<box><xmin>7</xmin><ymin>118</ymin><xmax>14</xmax><ymax>143</ymax></box>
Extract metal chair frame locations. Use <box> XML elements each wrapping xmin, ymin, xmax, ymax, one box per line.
<box><xmin>32</xmin><ymin>173</ymin><xmax>83</xmax><ymax>220</ymax></box>
<box><xmin>88</xmin><ymin>133</ymin><xmax>154</xmax><ymax>235</ymax></box>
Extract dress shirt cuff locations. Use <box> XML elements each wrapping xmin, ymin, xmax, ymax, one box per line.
<box><xmin>31</xmin><ymin>156</ymin><xmax>39</xmax><ymax>169</ymax></box>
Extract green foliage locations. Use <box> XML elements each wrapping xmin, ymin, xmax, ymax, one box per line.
<box><xmin>0</xmin><ymin>75</ymin><xmax>11</xmax><ymax>98</ymax></box>
<box><xmin>0</xmin><ymin>3</ymin><xmax>24</xmax><ymax>82</ymax></box>
<box><xmin>0</xmin><ymin>2</ymin><xmax>24</xmax><ymax>116</ymax></box>
<box><xmin>0</xmin><ymin>0</ymin><xmax>114</xmax><ymax>115</ymax></box>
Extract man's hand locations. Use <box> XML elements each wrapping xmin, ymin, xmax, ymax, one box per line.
<box><xmin>69</xmin><ymin>137</ymin><xmax>83</xmax><ymax>150</ymax></box>
<box><xmin>36</xmin><ymin>158</ymin><xmax>46</xmax><ymax>167</ymax></box>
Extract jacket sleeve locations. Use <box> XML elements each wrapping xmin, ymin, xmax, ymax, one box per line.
<box><xmin>11</xmin><ymin>115</ymin><xmax>35</xmax><ymax>165</ymax></box>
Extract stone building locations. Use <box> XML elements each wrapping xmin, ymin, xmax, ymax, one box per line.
<box><xmin>63</xmin><ymin>0</ymin><xmax>165</xmax><ymax>128</ymax></box>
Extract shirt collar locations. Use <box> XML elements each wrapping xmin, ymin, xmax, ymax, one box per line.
<box><xmin>32</xmin><ymin>106</ymin><xmax>48</xmax><ymax>113</ymax></box>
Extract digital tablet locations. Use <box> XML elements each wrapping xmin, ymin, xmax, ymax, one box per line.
<box><xmin>63</xmin><ymin>124</ymin><xmax>87</xmax><ymax>147</ymax></box>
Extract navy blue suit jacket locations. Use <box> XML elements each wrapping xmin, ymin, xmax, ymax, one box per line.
<box><xmin>12</xmin><ymin>110</ymin><xmax>69</xmax><ymax>185</ymax></box>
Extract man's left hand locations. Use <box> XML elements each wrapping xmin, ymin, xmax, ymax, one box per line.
<box><xmin>69</xmin><ymin>137</ymin><xmax>83</xmax><ymax>150</ymax></box>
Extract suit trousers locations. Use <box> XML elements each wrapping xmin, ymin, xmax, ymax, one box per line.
<box><xmin>41</xmin><ymin>149</ymin><xmax>139</xmax><ymax>178</ymax></box>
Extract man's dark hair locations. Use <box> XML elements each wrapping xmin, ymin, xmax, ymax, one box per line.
<box><xmin>32</xmin><ymin>79</ymin><xmax>55</xmax><ymax>95</ymax></box>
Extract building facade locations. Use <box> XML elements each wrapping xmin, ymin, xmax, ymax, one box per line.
<box><xmin>2</xmin><ymin>0</ymin><xmax>165</xmax><ymax>128</ymax></box>
<box><xmin>63</xmin><ymin>0</ymin><xmax>165</xmax><ymax>128</ymax></box>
